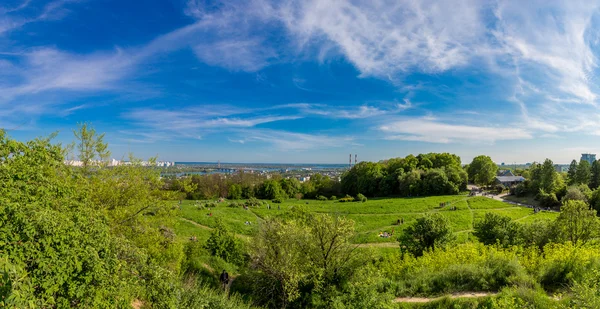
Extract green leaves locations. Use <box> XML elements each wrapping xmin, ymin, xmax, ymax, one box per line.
<box><xmin>468</xmin><ymin>155</ymin><xmax>497</xmax><ymax>186</ymax></box>
<box><xmin>204</xmin><ymin>219</ymin><xmax>244</xmax><ymax>265</ymax></box>
<box><xmin>398</xmin><ymin>213</ymin><xmax>454</xmax><ymax>257</ymax></box>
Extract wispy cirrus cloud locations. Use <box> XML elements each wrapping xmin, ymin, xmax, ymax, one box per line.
<box><xmin>379</xmin><ymin>118</ymin><xmax>532</xmax><ymax>144</ymax></box>
<box><xmin>121</xmin><ymin>106</ymin><xmax>302</xmax><ymax>141</ymax></box>
<box><xmin>0</xmin><ymin>0</ymin><xmax>77</xmax><ymax>35</ymax></box>
<box><xmin>182</xmin><ymin>0</ymin><xmax>600</xmax><ymax>139</ymax></box>
<box><xmin>237</xmin><ymin>128</ymin><xmax>354</xmax><ymax>151</ymax></box>
<box><xmin>279</xmin><ymin>101</ymin><xmax>412</xmax><ymax>119</ymax></box>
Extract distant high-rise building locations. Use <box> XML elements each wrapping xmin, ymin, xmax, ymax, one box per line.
<box><xmin>581</xmin><ymin>153</ymin><xmax>596</xmax><ymax>165</ymax></box>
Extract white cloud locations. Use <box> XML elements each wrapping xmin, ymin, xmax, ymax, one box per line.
<box><xmin>284</xmin><ymin>102</ymin><xmax>411</xmax><ymax>119</ymax></box>
<box><xmin>122</xmin><ymin>106</ymin><xmax>302</xmax><ymax>141</ymax></box>
<box><xmin>380</xmin><ymin>118</ymin><xmax>532</xmax><ymax>144</ymax></box>
<box><xmin>239</xmin><ymin>129</ymin><xmax>353</xmax><ymax>151</ymax></box>
<box><xmin>0</xmin><ymin>0</ymin><xmax>77</xmax><ymax>35</ymax></box>
<box><xmin>193</xmin><ymin>38</ymin><xmax>277</xmax><ymax>72</ymax></box>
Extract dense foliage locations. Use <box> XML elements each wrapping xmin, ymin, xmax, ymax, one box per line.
<box><xmin>398</xmin><ymin>213</ymin><xmax>455</xmax><ymax>256</ymax></box>
<box><xmin>342</xmin><ymin>153</ymin><xmax>467</xmax><ymax>197</ymax></box>
<box><xmin>0</xmin><ymin>130</ymin><xmax>255</xmax><ymax>309</ymax></box>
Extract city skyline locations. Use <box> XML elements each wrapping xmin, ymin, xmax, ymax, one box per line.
<box><xmin>3</xmin><ymin>0</ymin><xmax>600</xmax><ymax>164</ymax></box>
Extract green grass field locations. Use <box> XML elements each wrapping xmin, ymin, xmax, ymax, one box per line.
<box><xmin>173</xmin><ymin>195</ymin><xmax>559</xmax><ymax>247</ymax></box>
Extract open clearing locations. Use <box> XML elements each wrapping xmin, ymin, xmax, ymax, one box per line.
<box><xmin>175</xmin><ymin>195</ymin><xmax>559</xmax><ymax>246</ymax></box>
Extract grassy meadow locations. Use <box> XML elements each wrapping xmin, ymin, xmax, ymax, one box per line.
<box><xmin>174</xmin><ymin>195</ymin><xmax>559</xmax><ymax>247</ymax></box>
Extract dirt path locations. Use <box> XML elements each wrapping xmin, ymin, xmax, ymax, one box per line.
<box><xmin>179</xmin><ymin>217</ymin><xmax>250</xmax><ymax>240</ymax></box>
<box><xmin>355</xmin><ymin>242</ymin><xmax>398</xmax><ymax>248</ymax></box>
<box><xmin>394</xmin><ymin>292</ymin><xmax>497</xmax><ymax>303</ymax></box>
<box><xmin>180</xmin><ymin>217</ymin><xmax>213</xmax><ymax>230</ymax></box>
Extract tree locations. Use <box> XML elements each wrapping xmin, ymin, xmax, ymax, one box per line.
<box><xmin>420</xmin><ymin>169</ymin><xmax>459</xmax><ymax>195</ymax></box>
<box><xmin>280</xmin><ymin>178</ymin><xmax>301</xmax><ymax>197</ymax></box>
<box><xmin>258</xmin><ymin>179</ymin><xmax>286</xmax><ymax>200</ymax></box>
<box><xmin>473</xmin><ymin>213</ymin><xmax>522</xmax><ymax>247</ymax></box>
<box><xmin>591</xmin><ymin>160</ymin><xmax>600</xmax><ymax>189</ymax></box>
<box><xmin>228</xmin><ymin>183</ymin><xmax>243</xmax><ymax>200</ymax></box>
<box><xmin>72</xmin><ymin>122</ymin><xmax>110</xmax><ymax>173</ymax></box>
<box><xmin>534</xmin><ymin>159</ymin><xmax>561</xmax><ymax>194</ymax></box>
<box><xmin>575</xmin><ymin>159</ymin><xmax>592</xmax><ymax>186</ymax></box>
<box><xmin>398</xmin><ymin>169</ymin><xmax>421</xmax><ymax>196</ymax></box>
<box><xmin>468</xmin><ymin>155</ymin><xmax>498</xmax><ymax>186</ymax></box>
<box><xmin>248</xmin><ymin>210</ymin><xmax>360</xmax><ymax>308</ymax></box>
<box><xmin>398</xmin><ymin>213</ymin><xmax>454</xmax><ymax>256</ymax></box>
<box><xmin>568</xmin><ymin>159</ymin><xmax>578</xmax><ymax>185</ymax></box>
<box><xmin>556</xmin><ymin>200</ymin><xmax>600</xmax><ymax>244</ymax></box>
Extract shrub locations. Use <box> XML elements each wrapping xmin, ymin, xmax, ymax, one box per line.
<box><xmin>474</xmin><ymin>213</ymin><xmax>522</xmax><ymax>247</ymax></box>
<box><xmin>203</xmin><ymin>219</ymin><xmax>245</xmax><ymax>265</ymax></box>
<box><xmin>329</xmin><ymin>195</ymin><xmax>337</xmax><ymax>200</ymax></box>
<box><xmin>513</xmin><ymin>182</ymin><xmax>529</xmax><ymax>197</ymax></box>
<box><xmin>316</xmin><ymin>195</ymin><xmax>328</xmax><ymax>201</ymax></box>
<box><xmin>520</xmin><ymin>220</ymin><xmax>555</xmax><ymax>250</ymax></box>
<box><xmin>386</xmin><ymin>243</ymin><xmax>529</xmax><ymax>296</ymax></box>
<box><xmin>356</xmin><ymin>193</ymin><xmax>368</xmax><ymax>202</ymax></box>
<box><xmin>398</xmin><ymin>213</ymin><xmax>454</xmax><ymax>256</ymax></box>
<box><xmin>535</xmin><ymin>190</ymin><xmax>560</xmax><ymax>208</ymax></box>
<box><xmin>272</xmin><ymin>198</ymin><xmax>284</xmax><ymax>203</ymax></box>
<box><xmin>246</xmin><ymin>197</ymin><xmax>260</xmax><ymax>207</ymax></box>
<box><xmin>339</xmin><ymin>197</ymin><xmax>355</xmax><ymax>203</ymax></box>
<box><xmin>538</xmin><ymin>243</ymin><xmax>600</xmax><ymax>291</ymax></box>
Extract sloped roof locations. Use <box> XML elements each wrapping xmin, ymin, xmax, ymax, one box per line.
<box><xmin>496</xmin><ymin>176</ymin><xmax>525</xmax><ymax>182</ymax></box>
<box><xmin>497</xmin><ymin>170</ymin><xmax>515</xmax><ymax>177</ymax></box>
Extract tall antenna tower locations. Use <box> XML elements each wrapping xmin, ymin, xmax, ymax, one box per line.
<box><xmin>355</xmin><ymin>154</ymin><xmax>357</xmax><ymax>165</ymax></box>
<box><xmin>349</xmin><ymin>154</ymin><xmax>352</xmax><ymax>168</ymax></box>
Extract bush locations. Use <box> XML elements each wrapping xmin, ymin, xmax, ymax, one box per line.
<box><xmin>339</xmin><ymin>197</ymin><xmax>355</xmax><ymax>203</ymax></box>
<box><xmin>356</xmin><ymin>193</ymin><xmax>368</xmax><ymax>202</ymax></box>
<box><xmin>203</xmin><ymin>219</ymin><xmax>245</xmax><ymax>265</ymax></box>
<box><xmin>513</xmin><ymin>182</ymin><xmax>529</xmax><ymax>197</ymax></box>
<box><xmin>316</xmin><ymin>195</ymin><xmax>328</xmax><ymax>201</ymax></box>
<box><xmin>535</xmin><ymin>190</ymin><xmax>560</xmax><ymax>208</ymax></box>
<box><xmin>538</xmin><ymin>243</ymin><xmax>600</xmax><ymax>291</ymax></box>
<box><xmin>398</xmin><ymin>213</ymin><xmax>454</xmax><ymax>256</ymax></box>
<box><xmin>246</xmin><ymin>197</ymin><xmax>260</xmax><ymax>207</ymax></box>
<box><xmin>386</xmin><ymin>243</ymin><xmax>529</xmax><ymax>297</ymax></box>
<box><xmin>329</xmin><ymin>195</ymin><xmax>337</xmax><ymax>200</ymax></box>
<box><xmin>272</xmin><ymin>198</ymin><xmax>284</xmax><ymax>203</ymax></box>
<box><xmin>474</xmin><ymin>213</ymin><xmax>522</xmax><ymax>247</ymax></box>
<box><xmin>520</xmin><ymin>220</ymin><xmax>555</xmax><ymax>250</ymax></box>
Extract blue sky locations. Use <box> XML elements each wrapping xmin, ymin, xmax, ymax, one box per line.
<box><xmin>3</xmin><ymin>0</ymin><xmax>600</xmax><ymax>164</ymax></box>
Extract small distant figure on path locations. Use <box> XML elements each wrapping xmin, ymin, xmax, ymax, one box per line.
<box><xmin>278</xmin><ymin>205</ymin><xmax>280</xmax><ymax>210</ymax></box>
<box><xmin>220</xmin><ymin>270</ymin><xmax>229</xmax><ymax>290</ymax></box>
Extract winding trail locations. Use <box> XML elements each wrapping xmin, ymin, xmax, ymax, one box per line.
<box><xmin>179</xmin><ymin>217</ymin><xmax>251</xmax><ymax>240</ymax></box>
<box><xmin>394</xmin><ymin>292</ymin><xmax>497</xmax><ymax>303</ymax></box>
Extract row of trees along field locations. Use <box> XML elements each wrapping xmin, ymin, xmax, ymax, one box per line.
<box><xmin>166</xmin><ymin>153</ymin><xmax>470</xmax><ymax>201</ymax></box>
